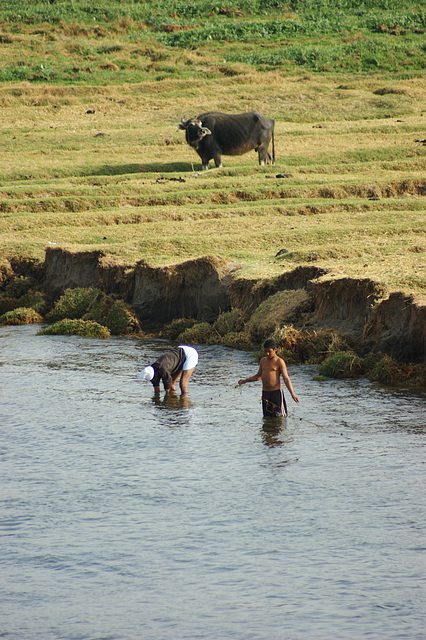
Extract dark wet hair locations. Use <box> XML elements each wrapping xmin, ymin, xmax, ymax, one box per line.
<box><xmin>263</xmin><ymin>339</ymin><xmax>276</xmax><ymax>349</ymax></box>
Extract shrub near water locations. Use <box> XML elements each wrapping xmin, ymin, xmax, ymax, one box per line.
<box><xmin>161</xmin><ymin>318</ymin><xmax>198</xmax><ymax>340</ymax></box>
<box><xmin>220</xmin><ymin>331</ymin><xmax>253</xmax><ymax>351</ymax></box>
<box><xmin>0</xmin><ymin>307</ymin><xmax>43</xmax><ymax>325</ymax></box>
<box><xmin>83</xmin><ymin>294</ymin><xmax>140</xmax><ymax>335</ymax></box>
<box><xmin>174</xmin><ymin>310</ymin><xmax>249</xmax><ymax>347</ymax></box>
<box><xmin>269</xmin><ymin>325</ymin><xmax>352</xmax><ymax>364</ymax></box>
<box><xmin>246</xmin><ymin>291</ymin><xmax>311</xmax><ymax>343</ymax></box>
<box><xmin>162</xmin><ymin>311</ymin><xmax>249</xmax><ymax>348</ymax></box>
<box><xmin>319</xmin><ymin>351</ymin><xmax>364</xmax><ymax>378</ymax></box>
<box><xmin>18</xmin><ymin>290</ymin><xmax>49</xmax><ymax>315</ymax></box>
<box><xmin>0</xmin><ymin>275</ymin><xmax>33</xmax><ymax>299</ymax></box>
<box><xmin>212</xmin><ymin>310</ymin><xmax>252</xmax><ymax>350</ymax></box>
<box><xmin>212</xmin><ymin>309</ymin><xmax>246</xmax><ymax>336</ymax></box>
<box><xmin>178</xmin><ymin>322</ymin><xmax>215</xmax><ymax>344</ymax></box>
<box><xmin>0</xmin><ymin>275</ymin><xmax>47</xmax><ymax>315</ymax></box>
<box><xmin>360</xmin><ymin>353</ymin><xmax>426</xmax><ymax>388</ymax></box>
<box><xmin>0</xmin><ymin>296</ymin><xmax>16</xmax><ymax>316</ymax></box>
<box><xmin>46</xmin><ymin>287</ymin><xmax>140</xmax><ymax>335</ymax></box>
<box><xmin>0</xmin><ymin>290</ymin><xmax>49</xmax><ymax>315</ymax></box>
<box><xmin>38</xmin><ymin>319</ymin><xmax>110</xmax><ymax>339</ymax></box>
<box><xmin>46</xmin><ymin>288</ymin><xmax>99</xmax><ymax>322</ymax></box>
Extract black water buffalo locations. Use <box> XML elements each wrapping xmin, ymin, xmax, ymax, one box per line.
<box><xmin>178</xmin><ymin>111</ymin><xmax>275</xmax><ymax>170</ymax></box>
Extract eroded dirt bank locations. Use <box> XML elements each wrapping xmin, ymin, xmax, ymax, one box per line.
<box><xmin>2</xmin><ymin>247</ymin><xmax>425</xmax><ymax>363</ymax></box>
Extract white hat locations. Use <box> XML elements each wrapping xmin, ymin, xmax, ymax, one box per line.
<box><xmin>140</xmin><ymin>366</ymin><xmax>154</xmax><ymax>381</ymax></box>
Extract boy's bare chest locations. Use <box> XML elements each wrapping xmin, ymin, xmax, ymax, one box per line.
<box><xmin>262</xmin><ymin>360</ymin><xmax>279</xmax><ymax>374</ymax></box>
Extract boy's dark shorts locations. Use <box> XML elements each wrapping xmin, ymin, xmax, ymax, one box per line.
<box><xmin>262</xmin><ymin>389</ymin><xmax>288</xmax><ymax>418</ymax></box>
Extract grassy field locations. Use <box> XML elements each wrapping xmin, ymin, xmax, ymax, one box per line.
<box><xmin>0</xmin><ymin>0</ymin><xmax>425</xmax><ymax>300</ymax></box>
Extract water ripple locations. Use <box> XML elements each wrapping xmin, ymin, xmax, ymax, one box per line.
<box><xmin>1</xmin><ymin>325</ymin><xmax>425</xmax><ymax>640</ymax></box>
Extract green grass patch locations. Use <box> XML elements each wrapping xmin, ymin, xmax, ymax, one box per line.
<box><xmin>0</xmin><ymin>0</ymin><xmax>424</xmax><ymax>82</ymax></box>
<box><xmin>319</xmin><ymin>351</ymin><xmax>364</xmax><ymax>378</ymax></box>
<box><xmin>228</xmin><ymin>39</ymin><xmax>426</xmax><ymax>74</ymax></box>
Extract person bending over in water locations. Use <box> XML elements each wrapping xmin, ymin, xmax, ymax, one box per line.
<box><xmin>238</xmin><ymin>338</ymin><xmax>299</xmax><ymax>417</ymax></box>
<box><xmin>142</xmin><ymin>345</ymin><xmax>199</xmax><ymax>395</ymax></box>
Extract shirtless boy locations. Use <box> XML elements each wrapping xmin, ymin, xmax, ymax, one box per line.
<box><xmin>238</xmin><ymin>339</ymin><xmax>299</xmax><ymax>417</ymax></box>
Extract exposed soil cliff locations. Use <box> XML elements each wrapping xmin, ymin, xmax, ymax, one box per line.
<box><xmin>39</xmin><ymin>248</ymin><xmax>238</xmax><ymax>326</ymax></box>
<box><xmin>363</xmin><ymin>292</ymin><xmax>426</xmax><ymax>362</ymax></box>
<box><xmin>2</xmin><ymin>247</ymin><xmax>425</xmax><ymax>363</ymax></box>
<box><xmin>131</xmin><ymin>257</ymin><xmax>239</xmax><ymax>324</ymax></box>
<box><xmin>228</xmin><ymin>266</ymin><xmax>327</xmax><ymax>312</ymax></box>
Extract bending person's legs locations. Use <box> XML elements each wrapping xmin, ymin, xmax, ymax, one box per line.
<box><xmin>170</xmin><ymin>371</ymin><xmax>182</xmax><ymax>391</ymax></box>
<box><xmin>178</xmin><ymin>345</ymin><xmax>199</xmax><ymax>393</ymax></box>
<box><xmin>179</xmin><ymin>367</ymin><xmax>195</xmax><ymax>393</ymax></box>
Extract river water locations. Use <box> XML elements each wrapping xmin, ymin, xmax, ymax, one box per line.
<box><xmin>1</xmin><ymin>324</ymin><xmax>425</xmax><ymax>640</ymax></box>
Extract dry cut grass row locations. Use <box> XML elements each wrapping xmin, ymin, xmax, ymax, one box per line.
<box><xmin>1</xmin><ymin>178</ymin><xmax>425</xmax><ymax>214</ymax></box>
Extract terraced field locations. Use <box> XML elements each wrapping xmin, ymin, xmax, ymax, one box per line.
<box><xmin>0</xmin><ymin>0</ymin><xmax>425</xmax><ymax>298</ymax></box>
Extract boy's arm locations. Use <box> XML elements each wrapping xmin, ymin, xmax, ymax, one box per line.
<box><xmin>280</xmin><ymin>359</ymin><xmax>299</xmax><ymax>403</ymax></box>
<box><xmin>238</xmin><ymin>363</ymin><xmax>262</xmax><ymax>385</ymax></box>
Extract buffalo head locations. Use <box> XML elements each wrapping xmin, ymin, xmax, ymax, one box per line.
<box><xmin>178</xmin><ymin>118</ymin><xmax>212</xmax><ymax>149</ymax></box>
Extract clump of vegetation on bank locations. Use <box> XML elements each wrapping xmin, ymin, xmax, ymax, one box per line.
<box><xmin>45</xmin><ymin>287</ymin><xmax>99</xmax><ymax>322</ymax></box>
<box><xmin>365</xmin><ymin>353</ymin><xmax>426</xmax><ymax>387</ymax></box>
<box><xmin>178</xmin><ymin>321</ymin><xmax>215</xmax><ymax>344</ymax></box>
<box><xmin>46</xmin><ymin>287</ymin><xmax>141</xmax><ymax>335</ymax></box>
<box><xmin>0</xmin><ymin>275</ymin><xmax>49</xmax><ymax>316</ymax></box>
<box><xmin>160</xmin><ymin>317</ymin><xmax>198</xmax><ymax>340</ymax></box>
<box><xmin>213</xmin><ymin>308</ymin><xmax>246</xmax><ymax>336</ymax></box>
<box><xmin>38</xmin><ymin>318</ymin><xmax>110</xmax><ymax>339</ymax></box>
<box><xmin>0</xmin><ymin>306</ymin><xmax>43</xmax><ymax>325</ymax></box>
<box><xmin>86</xmin><ymin>295</ymin><xmax>141</xmax><ymax>335</ymax></box>
<box><xmin>0</xmin><ymin>283</ymin><xmax>140</xmax><ymax>336</ymax></box>
<box><xmin>174</xmin><ymin>309</ymin><xmax>252</xmax><ymax>350</ymax></box>
<box><xmin>319</xmin><ymin>351</ymin><xmax>364</xmax><ymax>378</ymax></box>
<box><xmin>0</xmin><ymin>275</ymin><xmax>33</xmax><ymax>298</ymax></box>
<box><xmin>220</xmin><ymin>331</ymin><xmax>253</xmax><ymax>351</ymax></box>
<box><xmin>246</xmin><ymin>291</ymin><xmax>311</xmax><ymax>342</ymax></box>
<box><xmin>271</xmin><ymin>326</ymin><xmax>353</xmax><ymax>364</ymax></box>
<box><xmin>274</xmin><ymin>330</ymin><xmax>425</xmax><ymax>387</ymax></box>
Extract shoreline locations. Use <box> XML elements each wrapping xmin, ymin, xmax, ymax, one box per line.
<box><xmin>1</xmin><ymin>247</ymin><xmax>425</xmax><ymax>388</ymax></box>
